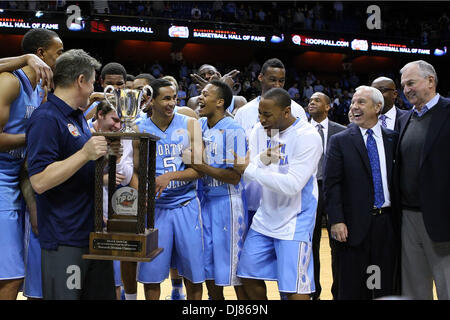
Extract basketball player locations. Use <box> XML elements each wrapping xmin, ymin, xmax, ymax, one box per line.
<box><xmin>231</xmin><ymin>88</ymin><xmax>322</xmax><ymax>300</ymax></box>
<box><xmin>182</xmin><ymin>81</ymin><xmax>248</xmax><ymax>299</ymax></box>
<box><xmin>133</xmin><ymin>79</ymin><xmax>205</xmax><ymax>300</ymax></box>
<box><xmin>0</xmin><ymin>28</ymin><xmax>63</xmax><ymax>300</ymax></box>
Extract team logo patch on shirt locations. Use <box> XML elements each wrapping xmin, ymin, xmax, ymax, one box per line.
<box><xmin>67</xmin><ymin>123</ymin><xmax>80</xmax><ymax>137</ymax></box>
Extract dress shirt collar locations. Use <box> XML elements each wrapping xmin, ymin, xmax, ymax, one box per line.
<box><xmin>311</xmin><ymin>117</ymin><xmax>329</xmax><ymax>131</ymax></box>
<box><xmin>359</xmin><ymin>122</ymin><xmax>382</xmax><ymax>139</ymax></box>
<box><xmin>383</xmin><ymin>105</ymin><xmax>397</xmax><ymax>120</ymax></box>
<box><xmin>412</xmin><ymin>93</ymin><xmax>440</xmax><ymax>117</ymax></box>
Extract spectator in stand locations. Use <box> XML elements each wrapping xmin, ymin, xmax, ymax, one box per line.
<box><xmin>177</xmin><ymin>83</ymin><xmax>187</xmax><ymax>106</ymax></box>
<box><xmin>349</xmin><ymin>72</ymin><xmax>360</xmax><ymax>88</ymax></box>
<box><xmin>314</xmin><ymin>80</ymin><xmax>325</xmax><ymax>93</ymax></box>
<box><xmin>191</xmin><ymin>4</ymin><xmax>202</xmax><ymax>20</ymax></box>
<box><xmin>334</xmin><ymin>1</ymin><xmax>344</xmax><ymax>21</ymax></box>
<box><xmin>288</xmin><ymin>83</ymin><xmax>300</xmax><ymax>99</ymax></box>
<box><xmin>237</xmin><ymin>4</ymin><xmax>249</xmax><ymax>22</ymax></box>
<box><xmin>224</xmin><ymin>1</ymin><xmax>238</xmax><ymax>22</ymax></box>
<box><xmin>332</xmin><ymin>82</ymin><xmax>343</xmax><ymax>97</ymax></box>
<box><xmin>293</xmin><ymin>7</ymin><xmax>305</xmax><ymax>28</ymax></box>
<box><xmin>306</xmin><ymin>72</ymin><xmax>316</xmax><ymax>86</ymax></box>
<box><xmin>305</xmin><ymin>9</ymin><xmax>314</xmax><ymax>30</ymax></box>
<box><xmin>314</xmin><ymin>14</ymin><xmax>325</xmax><ymax>31</ymax></box>
<box><xmin>188</xmin><ymin>81</ymin><xmax>198</xmax><ymax>100</ymax></box>
<box><xmin>257</xmin><ymin>8</ymin><xmax>266</xmax><ymax>23</ymax></box>
<box><xmin>150</xmin><ymin>60</ymin><xmax>164</xmax><ymax>78</ymax></box>
<box><xmin>303</xmin><ymin>83</ymin><xmax>314</xmax><ymax>101</ymax></box>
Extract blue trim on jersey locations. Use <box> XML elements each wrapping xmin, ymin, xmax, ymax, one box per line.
<box><xmin>199</xmin><ymin>116</ymin><xmax>247</xmax><ymax>197</ymax></box>
<box><xmin>138</xmin><ymin>112</ymin><xmax>196</xmax><ymax>208</ymax></box>
<box><xmin>294</xmin><ymin>176</ymin><xmax>317</xmax><ymax>242</ymax></box>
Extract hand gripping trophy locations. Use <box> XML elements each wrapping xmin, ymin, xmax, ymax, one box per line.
<box><xmin>83</xmin><ymin>85</ymin><xmax>163</xmax><ymax>262</ymax></box>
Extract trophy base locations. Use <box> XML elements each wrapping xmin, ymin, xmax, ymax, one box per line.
<box><xmin>82</xmin><ymin>228</ymin><xmax>163</xmax><ymax>262</ymax></box>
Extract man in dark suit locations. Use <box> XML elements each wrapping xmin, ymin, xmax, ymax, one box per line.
<box><xmin>371</xmin><ymin>77</ymin><xmax>408</xmax><ymax>132</ymax></box>
<box><xmin>308</xmin><ymin>92</ymin><xmax>346</xmax><ymax>300</ymax></box>
<box><xmin>396</xmin><ymin>60</ymin><xmax>450</xmax><ymax>300</ymax></box>
<box><xmin>324</xmin><ymin>86</ymin><xmax>399</xmax><ymax>299</ymax></box>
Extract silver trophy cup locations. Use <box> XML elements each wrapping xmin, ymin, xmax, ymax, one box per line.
<box><xmin>104</xmin><ymin>85</ymin><xmax>153</xmax><ymax>133</ymax></box>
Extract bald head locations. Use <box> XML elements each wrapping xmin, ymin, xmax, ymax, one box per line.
<box><xmin>371</xmin><ymin>76</ymin><xmax>397</xmax><ymax>113</ymax></box>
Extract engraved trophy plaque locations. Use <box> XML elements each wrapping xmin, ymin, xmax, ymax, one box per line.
<box><xmin>83</xmin><ymin>86</ymin><xmax>163</xmax><ymax>262</ymax></box>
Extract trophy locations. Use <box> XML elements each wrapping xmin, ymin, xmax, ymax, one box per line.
<box><xmin>83</xmin><ymin>86</ymin><xmax>163</xmax><ymax>262</ymax></box>
<box><xmin>104</xmin><ymin>85</ymin><xmax>153</xmax><ymax>133</ymax></box>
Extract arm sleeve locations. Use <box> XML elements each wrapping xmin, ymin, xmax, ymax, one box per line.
<box><xmin>26</xmin><ymin>111</ymin><xmax>61</xmax><ymax>177</ymax></box>
<box><xmin>323</xmin><ymin>134</ymin><xmax>345</xmax><ymax>225</ymax></box>
<box><xmin>244</xmin><ymin>129</ymin><xmax>322</xmax><ymax>196</ymax></box>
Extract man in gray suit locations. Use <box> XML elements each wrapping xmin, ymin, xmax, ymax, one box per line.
<box><xmin>371</xmin><ymin>77</ymin><xmax>408</xmax><ymax>132</ymax></box>
<box><xmin>308</xmin><ymin>92</ymin><xmax>346</xmax><ymax>300</ymax></box>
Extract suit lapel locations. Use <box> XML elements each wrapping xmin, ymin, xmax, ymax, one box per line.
<box><xmin>327</xmin><ymin>122</ymin><xmax>336</xmax><ymax>144</ymax></box>
<box><xmin>349</xmin><ymin>125</ymin><xmax>371</xmax><ymax>175</ymax></box>
<box><xmin>421</xmin><ymin>98</ymin><xmax>450</xmax><ymax>168</ymax></box>
<box><xmin>381</xmin><ymin>127</ymin><xmax>394</xmax><ymax>182</ymax></box>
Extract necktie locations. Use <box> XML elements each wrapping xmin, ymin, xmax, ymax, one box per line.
<box><xmin>366</xmin><ymin>129</ymin><xmax>385</xmax><ymax>208</ymax></box>
<box><xmin>316</xmin><ymin>124</ymin><xmax>325</xmax><ymax>180</ymax></box>
<box><xmin>379</xmin><ymin>114</ymin><xmax>387</xmax><ymax>128</ymax></box>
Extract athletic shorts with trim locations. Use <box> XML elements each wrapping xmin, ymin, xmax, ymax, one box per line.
<box><xmin>23</xmin><ymin>209</ymin><xmax>42</xmax><ymax>298</ymax></box>
<box><xmin>0</xmin><ymin>210</ymin><xmax>25</xmax><ymax>280</ymax></box>
<box><xmin>236</xmin><ymin>228</ymin><xmax>315</xmax><ymax>294</ymax></box>
<box><xmin>137</xmin><ymin>197</ymin><xmax>205</xmax><ymax>284</ymax></box>
<box><xmin>202</xmin><ymin>193</ymin><xmax>247</xmax><ymax>286</ymax></box>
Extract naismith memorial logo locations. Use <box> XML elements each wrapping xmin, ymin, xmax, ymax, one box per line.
<box><xmin>111</xmin><ymin>187</ymin><xmax>138</xmax><ymax>216</ymax></box>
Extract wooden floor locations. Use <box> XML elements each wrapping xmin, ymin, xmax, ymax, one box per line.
<box><xmin>23</xmin><ymin>229</ymin><xmax>334</xmax><ymax>300</ymax></box>
<box><xmin>17</xmin><ymin>229</ymin><xmax>435</xmax><ymax>300</ymax></box>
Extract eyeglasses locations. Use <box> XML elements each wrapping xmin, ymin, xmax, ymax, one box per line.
<box><xmin>376</xmin><ymin>87</ymin><xmax>396</xmax><ymax>93</ymax></box>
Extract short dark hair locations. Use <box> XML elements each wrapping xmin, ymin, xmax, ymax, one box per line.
<box><xmin>262</xmin><ymin>88</ymin><xmax>291</xmax><ymax>109</ymax></box>
<box><xmin>54</xmin><ymin>49</ymin><xmax>101</xmax><ymax>88</ymax></box>
<box><xmin>100</xmin><ymin>62</ymin><xmax>127</xmax><ymax>81</ymax></box>
<box><xmin>210</xmin><ymin>80</ymin><xmax>233</xmax><ymax>111</ymax></box>
<box><xmin>21</xmin><ymin>28</ymin><xmax>59</xmax><ymax>54</ymax></box>
<box><xmin>126</xmin><ymin>74</ymin><xmax>135</xmax><ymax>82</ymax></box>
<box><xmin>135</xmin><ymin>73</ymin><xmax>155</xmax><ymax>85</ymax></box>
<box><xmin>150</xmin><ymin>78</ymin><xmax>173</xmax><ymax>99</ymax></box>
<box><xmin>261</xmin><ymin>58</ymin><xmax>285</xmax><ymax>75</ymax></box>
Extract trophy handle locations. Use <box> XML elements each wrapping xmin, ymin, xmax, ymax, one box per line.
<box><xmin>104</xmin><ymin>85</ymin><xmax>119</xmax><ymax>112</ymax></box>
<box><xmin>138</xmin><ymin>85</ymin><xmax>153</xmax><ymax>113</ymax></box>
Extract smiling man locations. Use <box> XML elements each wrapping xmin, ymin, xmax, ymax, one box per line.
<box><xmin>232</xmin><ymin>88</ymin><xmax>322</xmax><ymax>300</ymax></box>
<box><xmin>183</xmin><ymin>80</ymin><xmax>248</xmax><ymax>300</ymax></box>
<box><xmin>396</xmin><ymin>60</ymin><xmax>450</xmax><ymax>300</ymax></box>
<box><xmin>133</xmin><ymin>78</ymin><xmax>205</xmax><ymax>300</ymax></box>
<box><xmin>233</xmin><ymin>58</ymin><xmax>308</xmax><ymax>229</ymax></box>
<box><xmin>323</xmin><ymin>85</ymin><xmax>399</xmax><ymax>300</ymax></box>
